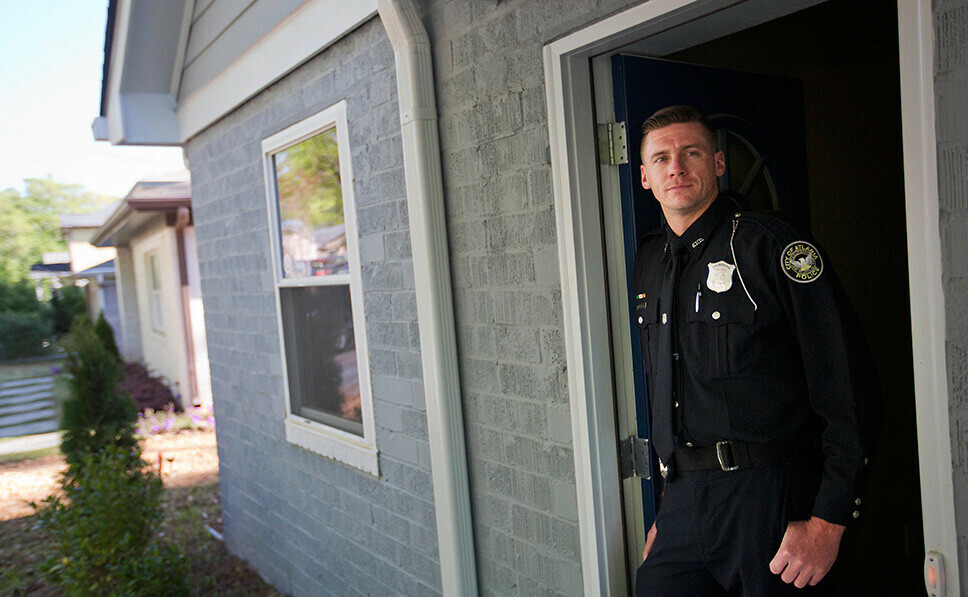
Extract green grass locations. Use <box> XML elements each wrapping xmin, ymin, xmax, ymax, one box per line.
<box><xmin>0</xmin><ymin>445</ymin><xmax>60</xmax><ymax>464</ymax></box>
<box><xmin>0</xmin><ymin>358</ymin><xmax>63</xmax><ymax>383</ymax></box>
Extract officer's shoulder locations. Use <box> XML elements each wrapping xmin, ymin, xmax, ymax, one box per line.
<box><xmin>732</xmin><ymin>210</ymin><xmax>809</xmax><ymax>246</ymax></box>
<box><xmin>636</xmin><ymin>224</ymin><xmax>667</xmax><ymax>252</ymax></box>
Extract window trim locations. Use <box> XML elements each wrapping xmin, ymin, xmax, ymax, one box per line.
<box><xmin>261</xmin><ymin>100</ymin><xmax>378</xmax><ymax>476</ymax></box>
<box><xmin>146</xmin><ymin>251</ymin><xmax>165</xmax><ymax>333</ymax></box>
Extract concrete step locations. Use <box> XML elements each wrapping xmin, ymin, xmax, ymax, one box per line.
<box><xmin>0</xmin><ymin>407</ymin><xmax>58</xmax><ymax>428</ymax></box>
<box><xmin>0</xmin><ymin>419</ymin><xmax>59</xmax><ymax>439</ymax></box>
<box><xmin>0</xmin><ymin>397</ymin><xmax>55</xmax><ymax>417</ymax></box>
<box><xmin>0</xmin><ymin>383</ymin><xmax>56</xmax><ymax>399</ymax></box>
<box><xmin>0</xmin><ymin>389</ymin><xmax>55</xmax><ymax>407</ymax></box>
<box><xmin>0</xmin><ymin>376</ymin><xmax>55</xmax><ymax>391</ymax></box>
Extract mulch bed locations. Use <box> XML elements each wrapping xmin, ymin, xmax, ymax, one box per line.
<box><xmin>0</xmin><ymin>429</ymin><xmax>285</xmax><ymax>596</ymax></box>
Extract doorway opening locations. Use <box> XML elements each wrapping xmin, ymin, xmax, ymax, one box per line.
<box><xmin>602</xmin><ymin>1</ymin><xmax>922</xmax><ymax>593</ymax></box>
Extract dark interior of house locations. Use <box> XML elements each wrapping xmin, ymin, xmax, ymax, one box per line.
<box><xmin>665</xmin><ymin>1</ymin><xmax>922</xmax><ymax>593</ymax></box>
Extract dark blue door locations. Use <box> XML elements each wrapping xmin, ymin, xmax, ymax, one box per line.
<box><xmin>611</xmin><ymin>54</ymin><xmax>810</xmax><ymax>529</ymax></box>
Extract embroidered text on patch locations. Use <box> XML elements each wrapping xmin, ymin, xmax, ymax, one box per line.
<box><xmin>781</xmin><ymin>241</ymin><xmax>823</xmax><ymax>283</ymax></box>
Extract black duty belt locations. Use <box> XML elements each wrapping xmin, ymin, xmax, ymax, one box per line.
<box><xmin>673</xmin><ymin>441</ymin><xmax>793</xmax><ymax>472</ymax></box>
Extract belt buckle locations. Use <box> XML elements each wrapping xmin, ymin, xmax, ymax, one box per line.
<box><xmin>716</xmin><ymin>441</ymin><xmax>739</xmax><ymax>471</ymax></box>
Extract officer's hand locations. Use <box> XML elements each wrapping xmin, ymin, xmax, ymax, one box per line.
<box><xmin>769</xmin><ymin>516</ymin><xmax>845</xmax><ymax>588</ymax></box>
<box><xmin>642</xmin><ymin>521</ymin><xmax>658</xmax><ymax>562</ymax></box>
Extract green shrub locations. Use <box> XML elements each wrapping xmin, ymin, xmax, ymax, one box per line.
<box><xmin>95</xmin><ymin>311</ymin><xmax>121</xmax><ymax>361</ymax></box>
<box><xmin>34</xmin><ymin>445</ymin><xmax>189</xmax><ymax>596</ymax></box>
<box><xmin>0</xmin><ymin>310</ymin><xmax>52</xmax><ymax>359</ymax></box>
<box><xmin>51</xmin><ymin>285</ymin><xmax>87</xmax><ymax>333</ymax></box>
<box><xmin>60</xmin><ymin>317</ymin><xmax>137</xmax><ymax>466</ymax></box>
<box><xmin>0</xmin><ymin>278</ymin><xmax>41</xmax><ymax>313</ymax></box>
<box><xmin>115</xmin><ymin>542</ymin><xmax>191</xmax><ymax>597</ymax></box>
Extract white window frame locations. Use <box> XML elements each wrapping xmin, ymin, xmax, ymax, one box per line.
<box><xmin>261</xmin><ymin>100</ymin><xmax>378</xmax><ymax>476</ymax></box>
<box><xmin>146</xmin><ymin>251</ymin><xmax>164</xmax><ymax>333</ymax></box>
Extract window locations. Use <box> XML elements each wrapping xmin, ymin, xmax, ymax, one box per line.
<box><xmin>262</xmin><ymin>101</ymin><xmax>377</xmax><ymax>474</ymax></box>
<box><xmin>147</xmin><ymin>252</ymin><xmax>164</xmax><ymax>332</ymax></box>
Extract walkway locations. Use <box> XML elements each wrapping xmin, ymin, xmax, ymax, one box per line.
<box><xmin>0</xmin><ymin>376</ymin><xmax>60</xmax><ymax>455</ymax></box>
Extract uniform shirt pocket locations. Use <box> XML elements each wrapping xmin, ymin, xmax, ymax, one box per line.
<box><xmin>634</xmin><ymin>295</ymin><xmax>661</xmax><ymax>384</ymax></box>
<box><xmin>685</xmin><ymin>290</ymin><xmax>755</xmax><ymax>379</ymax></box>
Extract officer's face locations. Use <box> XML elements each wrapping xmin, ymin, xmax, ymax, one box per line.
<box><xmin>640</xmin><ymin>122</ymin><xmax>725</xmax><ymax>226</ymax></box>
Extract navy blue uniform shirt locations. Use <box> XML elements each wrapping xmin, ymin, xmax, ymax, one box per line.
<box><xmin>632</xmin><ymin>196</ymin><xmax>879</xmax><ymax>526</ymax></box>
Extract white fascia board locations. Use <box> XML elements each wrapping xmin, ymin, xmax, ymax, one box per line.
<box><xmin>177</xmin><ymin>0</ymin><xmax>378</xmax><ymax>143</ymax></box>
<box><xmin>99</xmin><ymin>0</ymin><xmax>183</xmax><ymax>145</ymax></box>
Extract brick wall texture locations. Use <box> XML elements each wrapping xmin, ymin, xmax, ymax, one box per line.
<box><xmin>186</xmin><ymin>18</ymin><xmax>439</xmax><ymax>597</ymax></box>
<box><xmin>935</xmin><ymin>0</ymin><xmax>968</xmax><ymax>583</ymax></box>
<box><xmin>185</xmin><ymin>1</ymin><xmax>651</xmax><ymax>594</ymax></box>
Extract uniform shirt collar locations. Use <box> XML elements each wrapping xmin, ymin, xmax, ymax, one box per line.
<box><xmin>666</xmin><ymin>195</ymin><xmax>732</xmax><ymax>260</ymax></box>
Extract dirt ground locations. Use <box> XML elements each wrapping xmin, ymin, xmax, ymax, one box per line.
<box><xmin>0</xmin><ymin>430</ymin><xmax>219</xmax><ymax>521</ymax></box>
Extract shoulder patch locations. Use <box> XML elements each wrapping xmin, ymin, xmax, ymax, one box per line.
<box><xmin>781</xmin><ymin>241</ymin><xmax>823</xmax><ymax>283</ymax></box>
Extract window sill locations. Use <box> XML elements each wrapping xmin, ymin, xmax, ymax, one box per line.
<box><xmin>284</xmin><ymin>416</ymin><xmax>379</xmax><ymax>476</ymax></box>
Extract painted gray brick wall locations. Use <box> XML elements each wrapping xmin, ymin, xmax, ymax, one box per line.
<box><xmin>423</xmin><ymin>1</ymin><xmax>638</xmax><ymax>595</ymax></box>
<box><xmin>186</xmin><ymin>17</ymin><xmax>441</xmax><ymax>596</ymax></box>
<box><xmin>935</xmin><ymin>0</ymin><xmax>968</xmax><ymax>585</ymax></box>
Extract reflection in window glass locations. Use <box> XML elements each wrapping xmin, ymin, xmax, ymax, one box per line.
<box><xmin>273</xmin><ymin>127</ymin><xmax>349</xmax><ymax>279</ymax></box>
<box><xmin>280</xmin><ymin>285</ymin><xmax>361</xmax><ymax>436</ymax></box>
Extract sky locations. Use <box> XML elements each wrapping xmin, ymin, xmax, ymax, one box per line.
<box><xmin>0</xmin><ymin>0</ymin><xmax>185</xmax><ymax>199</ymax></box>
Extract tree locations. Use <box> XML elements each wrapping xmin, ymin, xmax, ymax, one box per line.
<box><xmin>0</xmin><ymin>178</ymin><xmax>115</xmax><ymax>285</ymax></box>
<box><xmin>60</xmin><ymin>316</ymin><xmax>137</xmax><ymax>467</ymax></box>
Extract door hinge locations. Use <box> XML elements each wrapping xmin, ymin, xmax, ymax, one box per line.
<box><xmin>619</xmin><ymin>436</ymin><xmax>651</xmax><ymax>480</ymax></box>
<box><xmin>597</xmin><ymin>121</ymin><xmax>629</xmax><ymax>165</ymax></box>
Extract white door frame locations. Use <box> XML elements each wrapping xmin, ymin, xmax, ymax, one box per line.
<box><xmin>543</xmin><ymin>1</ymin><xmax>958</xmax><ymax>595</ymax></box>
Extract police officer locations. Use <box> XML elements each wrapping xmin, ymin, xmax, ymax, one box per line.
<box><xmin>633</xmin><ymin>106</ymin><xmax>878</xmax><ymax>596</ymax></box>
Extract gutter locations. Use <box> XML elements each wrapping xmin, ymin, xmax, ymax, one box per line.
<box><xmin>174</xmin><ymin>206</ymin><xmax>200</xmax><ymax>406</ymax></box>
<box><xmin>377</xmin><ymin>1</ymin><xmax>479</xmax><ymax>595</ymax></box>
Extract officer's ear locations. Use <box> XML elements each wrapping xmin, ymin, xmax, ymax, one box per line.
<box><xmin>714</xmin><ymin>150</ymin><xmax>725</xmax><ymax>178</ymax></box>
<box><xmin>640</xmin><ymin>163</ymin><xmax>652</xmax><ymax>190</ymax></box>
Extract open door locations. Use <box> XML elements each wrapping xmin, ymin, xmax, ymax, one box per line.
<box><xmin>604</xmin><ymin>3</ymin><xmax>924</xmax><ymax>590</ymax></box>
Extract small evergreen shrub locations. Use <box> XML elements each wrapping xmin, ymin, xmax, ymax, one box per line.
<box><xmin>34</xmin><ymin>446</ymin><xmax>189</xmax><ymax>596</ymax></box>
<box><xmin>51</xmin><ymin>286</ymin><xmax>87</xmax><ymax>333</ymax></box>
<box><xmin>95</xmin><ymin>311</ymin><xmax>121</xmax><ymax>361</ymax></box>
<box><xmin>0</xmin><ymin>311</ymin><xmax>52</xmax><ymax>359</ymax></box>
<box><xmin>60</xmin><ymin>316</ymin><xmax>137</xmax><ymax>466</ymax></box>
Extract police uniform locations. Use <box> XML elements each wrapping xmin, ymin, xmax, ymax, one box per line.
<box><xmin>633</xmin><ymin>196</ymin><xmax>878</xmax><ymax>596</ymax></box>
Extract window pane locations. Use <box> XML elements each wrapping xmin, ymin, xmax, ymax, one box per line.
<box><xmin>279</xmin><ymin>285</ymin><xmax>362</xmax><ymax>436</ymax></box>
<box><xmin>273</xmin><ymin>127</ymin><xmax>348</xmax><ymax>279</ymax></box>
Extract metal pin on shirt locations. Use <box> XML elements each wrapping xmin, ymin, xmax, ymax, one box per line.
<box><xmin>695</xmin><ymin>284</ymin><xmax>702</xmax><ymax>313</ymax></box>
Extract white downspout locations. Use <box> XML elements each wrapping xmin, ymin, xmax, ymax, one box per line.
<box><xmin>377</xmin><ymin>1</ymin><xmax>479</xmax><ymax>596</ymax></box>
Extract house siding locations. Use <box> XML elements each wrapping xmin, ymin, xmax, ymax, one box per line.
<box><xmin>131</xmin><ymin>224</ymin><xmax>190</xmax><ymax>402</ymax></box>
<box><xmin>422</xmin><ymin>1</ymin><xmax>639</xmax><ymax>594</ymax></box>
<box><xmin>935</xmin><ymin>0</ymin><xmax>968</xmax><ymax>583</ymax></box>
<box><xmin>186</xmin><ymin>17</ymin><xmax>440</xmax><ymax>596</ymax></box>
<box><xmin>180</xmin><ymin>0</ymin><xmax>304</xmax><ymax>102</ymax></box>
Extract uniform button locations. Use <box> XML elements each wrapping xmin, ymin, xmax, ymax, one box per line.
<box><xmin>674</xmin><ymin>401</ymin><xmax>679</xmax><ymax>408</ymax></box>
<box><xmin>734</xmin><ymin>212</ymin><xmax>741</xmax><ymax>217</ymax></box>
<box><xmin>864</xmin><ymin>458</ymin><xmax>870</xmax><ymax>465</ymax></box>
<box><xmin>711</xmin><ymin>311</ymin><xmax>721</xmax><ymax>320</ymax></box>
<box><xmin>685</xmin><ymin>442</ymin><xmax>694</xmax><ymax>447</ymax></box>
<box><xmin>662</xmin><ymin>313</ymin><xmax>668</xmax><ymax>324</ymax></box>
<box><xmin>637</xmin><ymin>316</ymin><xmax>643</xmax><ymax>324</ymax></box>
<box><xmin>852</xmin><ymin>511</ymin><xmax>860</xmax><ymax>519</ymax></box>
<box><xmin>855</xmin><ymin>498</ymin><xmax>862</xmax><ymax>506</ymax></box>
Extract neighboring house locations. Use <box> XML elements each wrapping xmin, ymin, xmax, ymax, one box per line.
<box><xmin>91</xmin><ymin>173</ymin><xmax>212</xmax><ymax>409</ymax></box>
<box><xmin>60</xmin><ymin>206</ymin><xmax>122</xmax><ymax>342</ymax></box>
<box><xmin>92</xmin><ymin>1</ymin><xmax>968</xmax><ymax>596</ymax></box>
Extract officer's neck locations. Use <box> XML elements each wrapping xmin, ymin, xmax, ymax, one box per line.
<box><xmin>662</xmin><ymin>196</ymin><xmax>716</xmax><ymax>237</ymax></box>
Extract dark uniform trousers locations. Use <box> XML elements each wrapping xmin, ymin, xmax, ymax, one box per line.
<box><xmin>635</xmin><ymin>465</ymin><xmax>833</xmax><ymax>597</ymax></box>
<box><xmin>631</xmin><ymin>197</ymin><xmax>877</xmax><ymax>597</ymax></box>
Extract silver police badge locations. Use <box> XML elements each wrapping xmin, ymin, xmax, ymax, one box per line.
<box><xmin>706</xmin><ymin>261</ymin><xmax>735</xmax><ymax>293</ymax></box>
